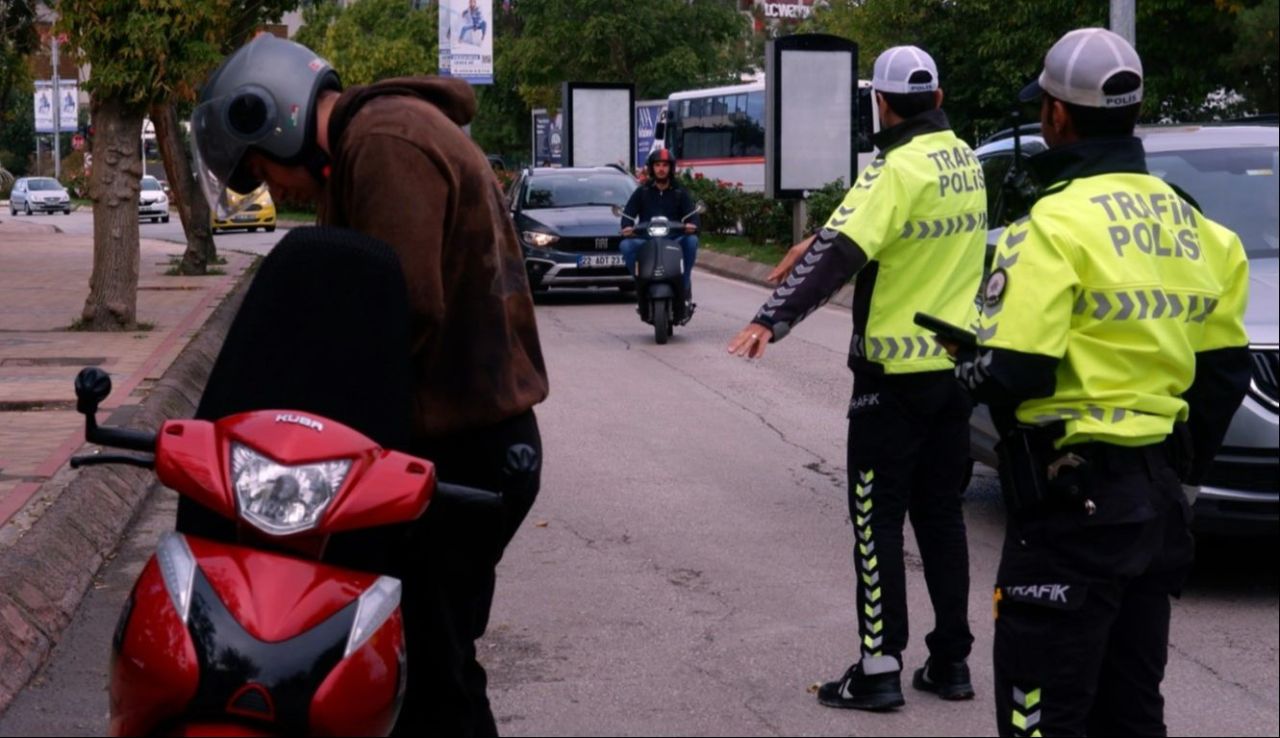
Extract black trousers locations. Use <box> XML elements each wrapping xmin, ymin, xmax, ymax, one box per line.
<box><xmin>993</xmin><ymin>442</ymin><xmax>1193</xmax><ymax>737</ymax></box>
<box><xmin>845</xmin><ymin>370</ymin><xmax>974</xmax><ymax>667</ymax></box>
<box><xmin>391</xmin><ymin>410</ymin><xmax>542</xmax><ymax>738</ymax></box>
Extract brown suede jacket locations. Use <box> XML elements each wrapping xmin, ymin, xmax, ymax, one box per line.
<box><xmin>318</xmin><ymin>77</ymin><xmax>548</xmax><ymax>440</ymax></box>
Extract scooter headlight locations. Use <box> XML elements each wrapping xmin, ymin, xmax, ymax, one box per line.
<box><xmin>647</xmin><ymin>224</ymin><xmax>670</xmax><ymax>238</ymax></box>
<box><xmin>230</xmin><ymin>443</ymin><xmax>351</xmax><ymax>535</ymax></box>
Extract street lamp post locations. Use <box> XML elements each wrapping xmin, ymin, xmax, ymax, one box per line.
<box><xmin>1110</xmin><ymin>0</ymin><xmax>1136</xmax><ymax>46</ymax></box>
<box><xmin>52</xmin><ymin>32</ymin><xmax>61</xmax><ymax>180</ymax></box>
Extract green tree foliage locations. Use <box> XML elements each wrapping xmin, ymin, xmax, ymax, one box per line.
<box><xmin>1225</xmin><ymin>0</ymin><xmax>1279</xmax><ymax>112</ymax></box>
<box><xmin>55</xmin><ymin>0</ymin><xmax>294</xmax><ymax>328</ymax></box>
<box><xmin>506</xmin><ymin>0</ymin><xmax>753</xmax><ymax>110</ymax></box>
<box><xmin>300</xmin><ymin>0</ymin><xmax>438</xmax><ymax>86</ymax></box>
<box><xmin>0</xmin><ymin>0</ymin><xmax>38</xmax><ymax>179</ymax></box>
<box><xmin>808</xmin><ymin>0</ymin><xmax>1269</xmax><ymax>140</ymax></box>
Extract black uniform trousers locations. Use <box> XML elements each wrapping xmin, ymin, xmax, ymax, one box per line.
<box><xmin>391</xmin><ymin>409</ymin><xmax>542</xmax><ymax>738</ymax></box>
<box><xmin>846</xmin><ymin>370</ymin><xmax>975</xmax><ymax>666</ymax></box>
<box><xmin>993</xmin><ymin>442</ymin><xmax>1193</xmax><ymax>737</ymax></box>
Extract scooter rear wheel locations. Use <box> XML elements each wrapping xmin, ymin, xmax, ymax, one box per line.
<box><xmin>654</xmin><ymin>298</ymin><xmax>670</xmax><ymax>345</ymax></box>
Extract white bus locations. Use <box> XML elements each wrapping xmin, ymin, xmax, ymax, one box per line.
<box><xmin>657</xmin><ymin>79</ymin><xmax>880</xmax><ymax>191</ymax></box>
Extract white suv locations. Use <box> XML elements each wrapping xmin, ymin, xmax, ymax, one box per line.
<box><xmin>9</xmin><ymin>176</ymin><xmax>71</xmax><ymax>216</ymax></box>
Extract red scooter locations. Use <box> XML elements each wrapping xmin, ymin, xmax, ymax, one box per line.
<box><xmin>70</xmin><ymin>367</ymin><xmax>496</xmax><ymax>736</ymax></box>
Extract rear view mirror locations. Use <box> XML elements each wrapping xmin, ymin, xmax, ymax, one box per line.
<box><xmin>610</xmin><ymin>204</ymin><xmax>623</xmax><ymax>217</ymax></box>
<box><xmin>694</xmin><ymin>201</ymin><xmax>707</xmax><ymax>215</ymax></box>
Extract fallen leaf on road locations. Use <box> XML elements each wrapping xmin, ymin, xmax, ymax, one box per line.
<box><xmin>534</xmin><ymin>520</ymin><xmax>549</xmax><ymax>528</ymax></box>
<box><xmin>807</xmin><ymin>682</ymin><xmax>821</xmax><ymax>694</ymax></box>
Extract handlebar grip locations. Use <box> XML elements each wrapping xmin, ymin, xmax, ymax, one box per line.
<box><xmin>87</xmin><ymin>426</ymin><xmax>157</xmax><ymax>453</ymax></box>
<box><xmin>434</xmin><ymin>481</ymin><xmax>503</xmax><ymax>509</ymax></box>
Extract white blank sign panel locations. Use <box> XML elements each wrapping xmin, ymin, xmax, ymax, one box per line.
<box><xmin>570</xmin><ymin>87</ymin><xmax>632</xmax><ymax>168</ymax></box>
<box><xmin>780</xmin><ymin>50</ymin><xmax>853</xmax><ymax>191</ymax></box>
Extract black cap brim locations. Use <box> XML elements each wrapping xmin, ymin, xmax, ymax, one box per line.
<box><xmin>1018</xmin><ymin>78</ymin><xmax>1044</xmax><ymax>103</ymax></box>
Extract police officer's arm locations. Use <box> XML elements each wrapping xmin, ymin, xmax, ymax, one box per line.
<box><xmin>955</xmin><ymin>218</ymin><xmax>1071</xmax><ymax>407</ymax></box>
<box><xmin>1182</xmin><ymin>224</ymin><xmax>1252</xmax><ymax>483</ymax></box>
<box><xmin>749</xmin><ymin>164</ymin><xmax>907</xmax><ymax>342</ymax></box>
<box><xmin>334</xmin><ymin>133</ymin><xmax>447</xmax><ymax>355</ymax></box>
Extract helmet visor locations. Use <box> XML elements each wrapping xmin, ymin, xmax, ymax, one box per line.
<box><xmin>189</xmin><ymin>88</ymin><xmax>276</xmax><ymax>212</ymax></box>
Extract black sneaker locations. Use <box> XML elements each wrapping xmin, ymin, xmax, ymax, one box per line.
<box><xmin>911</xmin><ymin>656</ymin><xmax>975</xmax><ymax>700</ymax></box>
<box><xmin>817</xmin><ymin>662</ymin><xmax>905</xmax><ymax>711</ymax></box>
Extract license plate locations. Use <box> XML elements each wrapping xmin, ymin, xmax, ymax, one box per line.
<box><xmin>232</xmin><ymin>214</ymin><xmax>257</xmax><ymax>222</ymax></box>
<box><xmin>578</xmin><ymin>254</ymin><xmax>623</xmax><ymax>268</ymax></box>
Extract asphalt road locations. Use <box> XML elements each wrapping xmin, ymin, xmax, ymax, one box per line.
<box><xmin>7</xmin><ymin>207</ymin><xmax>287</xmax><ymax>255</ymax></box>
<box><xmin>0</xmin><ymin>266</ymin><xmax>1275</xmax><ymax>736</ymax></box>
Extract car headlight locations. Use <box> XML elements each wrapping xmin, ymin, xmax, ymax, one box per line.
<box><xmin>522</xmin><ymin>231</ymin><xmax>560</xmax><ymax>249</ymax></box>
<box><xmin>648</xmin><ymin>224</ymin><xmax>671</xmax><ymax>238</ymax></box>
<box><xmin>230</xmin><ymin>443</ymin><xmax>352</xmax><ymax>535</ymax></box>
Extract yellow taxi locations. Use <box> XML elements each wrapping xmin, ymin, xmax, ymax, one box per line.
<box><xmin>211</xmin><ymin>185</ymin><xmax>277</xmax><ymax>234</ymax></box>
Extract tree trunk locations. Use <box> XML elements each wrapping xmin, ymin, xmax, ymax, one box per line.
<box><xmin>80</xmin><ymin>96</ymin><xmax>143</xmax><ymax>331</ymax></box>
<box><xmin>151</xmin><ymin>101</ymin><xmax>217</xmax><ymax>275</ymax></box>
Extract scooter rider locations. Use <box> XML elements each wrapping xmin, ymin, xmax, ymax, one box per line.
<box><xmin>189</xmin><ymin>34</ymin><xmax>549</xmax><ymax>737</ymax></box>
<box><xmin>620</xmin><ymin>148</ymin><xmax>701</xmax><ymax>306</ymax></box>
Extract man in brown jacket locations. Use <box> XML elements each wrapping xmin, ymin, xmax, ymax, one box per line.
<box><xmin>191</xmin><ymin>35</ymin><xmax>548</xmax><ymax>736</ymax></box>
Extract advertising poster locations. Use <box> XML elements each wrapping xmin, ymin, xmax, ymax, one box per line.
<box><xmin>635</xmin><ymin>100</ymin><xmax>667</xmax><ymax>169</ymax></box>
<box><xmin>440</xmin><ymin>0</ymin><xmax>493</xmax><ymax>84</ymax></box>
<box><xmin>34</xmin><ymin>81</ymin><xmax>78</xmax><ymax>134</ymax></box>
<box><xmin>438</xmin><ymin>0</ymin><xmax>451</xmax><ymax>77</ymax></box>
<box><xmin>531</xmin><ymin>108</ymin><xmax>563</xmax><ymax>167</ymax></box>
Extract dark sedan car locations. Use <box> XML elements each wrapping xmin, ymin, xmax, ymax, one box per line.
<box><xmin>507</xmin><ymin>166</ymin><xmax>638</xmax><ymax>291</ymax></box>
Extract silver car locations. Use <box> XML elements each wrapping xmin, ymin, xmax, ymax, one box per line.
<box><xmin>9</xmin><ymin>176</ymin><xmax>72</xmax><ymax>215</ymax></box>
<box><xmin>138</xmin><ymin>175</ymin><xmax>170</xmax><ymax>223</ymax></box>
<box><xmin>972</xmin><ymin>123</ymin><xmax>1278</xmax><ymax>536</ymax></box>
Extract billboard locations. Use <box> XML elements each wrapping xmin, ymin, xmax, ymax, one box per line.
<box><xmin>439</xmin><ymin>0</ymin><xmax>493</xmax><ymax>84</ymax></box>
<box><xmin>765</xmin><ymin>34</ymin><xmax>858</xmax><ymax>199</ymax></box>
<box><xmin>561</xmin><ymin>83</ymin><xmax>634</xmax><ymax>170</ymax></box>
<box><xmin>34</xmin><ymin>82</ymin><xmax>78</xmax><ymax>134</ymax></box>
<box><xmin>635</xmin><ymin>100</ymin><xmax>667</xmax><ymax>168</ymax></box>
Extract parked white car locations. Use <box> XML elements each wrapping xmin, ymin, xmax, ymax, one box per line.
<box><xmin>139</xmin><ymin>175</ymin><xmax>170</xmax><ymax>223</ymax></box>
<box><xmin>9</xmin><ymin>176</ymin><xmax>71</xmax><ymax>216</ymax></box>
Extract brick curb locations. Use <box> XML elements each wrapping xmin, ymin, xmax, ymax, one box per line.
<box><xmin>0</xmin><ymin>272</ymin><xmax>251</xmax><ymax>714</ymax></box>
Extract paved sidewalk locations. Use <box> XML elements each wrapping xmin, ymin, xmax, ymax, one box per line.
<box><xmin>0</xmin><ymin>215</ymin><xmax>255</xmax><ymax>710</ymax></box>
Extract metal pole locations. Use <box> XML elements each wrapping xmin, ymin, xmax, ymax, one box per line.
<box><xmin>1110</xmin><ymin>0</ymin><xmax>1136</xmax><ymax>46</ymax></box>
<box><xmin>52</xmin><ymin>34</ymin><xmax>61</xmax><ymax>180</ymax></box>
<box><xmin>791</xmin><ymin>199</ymin><xmax>807</xmax><ymax>245</ymax></box>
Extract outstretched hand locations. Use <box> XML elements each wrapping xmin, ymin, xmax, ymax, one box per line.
<box><xmin>767</xmin><ymin>235</ymin><xmax>815</xmax><ymax>284</ymax></box>
<box><xmin>727</xmin><ymin>323</ymin><xmax>772</xmax><ymax>360</ymax></box>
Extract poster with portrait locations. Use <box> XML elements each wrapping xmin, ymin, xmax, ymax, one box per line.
<box><xmin>34</xmin><ymin>82</ymin><xmax>78</xmax><ymax>134</ymax></box>
<box><xmin>439</xmin><ymin>0</ymin><xmax>493</xmax><ymax>84</ymax></box>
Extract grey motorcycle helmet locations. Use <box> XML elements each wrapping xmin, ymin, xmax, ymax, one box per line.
<box><xmin>190</xmin><ymin>35</ymin><xmax>340</xmax><ymax>210</ymax></box>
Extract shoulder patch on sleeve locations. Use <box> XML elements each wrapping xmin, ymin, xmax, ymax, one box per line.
<box><xmin>984</xmin><ymin>268</ymin><xmax>1009</xmax><ymax>308</ymax></box>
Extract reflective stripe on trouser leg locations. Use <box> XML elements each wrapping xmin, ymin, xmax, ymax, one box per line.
<box><xmin>854</xmin><ymin>468</ymin><xmax>895</xmax><ymax>674</ymax></box>
<box><xmin>1011</xmin><ymin>685</ymin><xmax>1043</xmax><ymax>737</ymax></box>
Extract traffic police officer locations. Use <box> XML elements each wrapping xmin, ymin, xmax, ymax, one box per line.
<box><xmin>730</xmin><ymin>46</ymin><xmax>986</xmax><ymax>711</ymax></box>
<box><xmin>952</xmin><ymin>28</ymin><xmax>1252</xmax><ymax>736</ymax></box>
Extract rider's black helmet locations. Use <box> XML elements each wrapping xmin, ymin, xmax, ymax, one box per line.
<box><xmin>190</xmin><ymin>35</ymin><xmax>341</xmax><ymax>206</ymax></box>
<box><xmin>645</xmin><ymin>148</ymin><xmax>677</xmax><ymax>183</ymax></box>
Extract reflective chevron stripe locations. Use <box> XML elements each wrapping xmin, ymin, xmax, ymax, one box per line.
<box><xmin>854</xmin><ymin>469</ymin><xmax>884</xmax><ymax>657</ymax></box>
<box><xmin>867</xmin><ymin>335</ymin><xmax>947</xmax><ymax>359</ymax></box>
<box><xmin>1074</xmin><ymin>289</ymin><xmax>1221</xmax><ymax>322</ymax></box>
<box><xmin>1011</xmin><ymin>686</ymin><xmax>1042</xmax><ymax>737</ymax></box>
<box><xmin>901</xmin><ymin>211</ymin><xmax>987</xmax><ymax>239</ymax></box>
<box><xmin>1030</xmin><ymin>404</ymin><xmax>1148</xmax><ymax>425</ymax></box>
